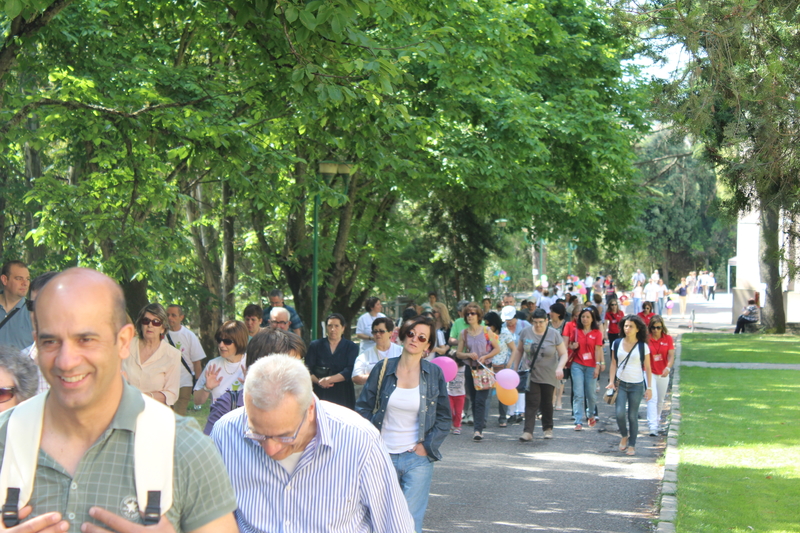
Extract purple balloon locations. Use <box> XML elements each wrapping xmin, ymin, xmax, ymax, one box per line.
<box><xmin>496</xmin><ymin>368</ymin><xmax>520</xmax><ymax>390</ymax></box>
<box><xmin>431</xmin><ymin>356</ymin><xmax>458</xmax><ymax>382</ymax></box>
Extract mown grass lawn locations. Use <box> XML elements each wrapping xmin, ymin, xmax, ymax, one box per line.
<box><xmin>680</xmin><ymin>333</ymin><xmax>800</xmax><ymax>364</ymax></box>
<box><xmin>676</xmin><ymin>366</ymin><xmax>800</xmax><ymax>532</ymax></box>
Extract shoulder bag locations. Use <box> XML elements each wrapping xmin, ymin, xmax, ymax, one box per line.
<box><xmin>470</xmin><ymin>327</ymin><xmax>496</xmax><ymax>390</ymax></box>
<box><xmin>0</xmin><ymin>307</ymin><xmax>21</xmax><ymax>333</ymax></box>
<box><xmin>372</xmin><ymin>359</ymin><xmax>389</xmax><ymax>415</ymax></box>
<box><xmin>517</xmin><ymin>329</ymin><xmax>548</xmax><ymax>393</ymax></box>
<box><xmin>167</xmin><ymin>332</ymin><xmax>197</xmax><ymax>387</ymax></box>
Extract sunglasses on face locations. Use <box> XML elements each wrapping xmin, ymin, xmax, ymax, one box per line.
<box><xmin>140</xmin><ymin>317</ymin><xmax>163</xmax><ymax>327</ymax></box>
<box><xmin>405</xmin><ymin>331</ymin><xmax>429</xmax><ymax>343</ymax></box>
<box><xmin>372</xmin><ymin>329</ymin><xmax>388</xmax><ymax>335</ymax></box>
<box><xmin>651</xmin><ymin>325</ymin><xmax>663</xmax><ymax>330</ymax></box>
<box><xmin>0</xmin><ymin>387</ymin><xmax>16</xmax><ymax>404</ymax></box>
<box><xmin>215</xmin><ymin>336</ymin><xmax>235</xmax><ymax>345</ymax></box>
<box><xmin>466</xmin><ymin>312</ymin><xmax>478</xmax><ymax>317</ymax></box>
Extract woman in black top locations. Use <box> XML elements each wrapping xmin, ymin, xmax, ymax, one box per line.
<box><xmin>306</xmin><ymin>313</ymin><xmax>359</xmax><ymax>409</ymax></box>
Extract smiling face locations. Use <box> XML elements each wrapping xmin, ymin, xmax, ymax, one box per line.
<box><xmin>580</xmin><ymin>311</ymin><xmax>593</xmax><ymax>328</ymax></box>
<box><xmin>35</xmin><ymin>270</ymin><xmax>134</xmax><ymax>413</ymax></box>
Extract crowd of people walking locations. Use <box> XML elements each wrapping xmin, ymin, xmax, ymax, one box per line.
<box><xmin>0</xmin><ymin>258</ymin><xmax>746</xmax><ymax>532</ymax></box>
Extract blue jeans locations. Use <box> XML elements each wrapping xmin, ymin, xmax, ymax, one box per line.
<box><xmin>391</xmin><ymin>451</ymin><xmax>434</xmax><ymax>533</ymax></box>
<box><xmin>571</xmin><ymin>363</ymin><xmax>597</xmax><ymax>426</ymax></box>
<box><xmin>464</xmin><ymin>367</ymin><xmax>490</xmax><ymax>433</ymax></box>
<box><xmin>633</xmin><ymin>297</ymin><xmax>642</xmax><ymax>314</ymax></box>
<box><xmin>615</xmin><ymin>380</ymin><xmax>645</xmax><ymax>447</ymax></box>
<box><xmin>657</xmin><ymin>297</ymin><xmax>665</xmax><ymax>315</ymax></box>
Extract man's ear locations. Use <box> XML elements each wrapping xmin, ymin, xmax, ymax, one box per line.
<box><xmin>117</xmin><ymin>323</ymin><xmax>136</xmax><ymax>360</ymax></box>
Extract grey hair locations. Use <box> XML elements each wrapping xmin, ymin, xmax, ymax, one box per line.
<box><xmin>268</xmin><ymin>289</ymin><xmax>284</xmax><ymax>299</ymax></box>
<box><xmin>457</xmin><ymin>300</ymin><xmax>470</xmax><ymax>312</ymax></box>
<box><xmin>0</xmin><ymin>346</ymin><xmax>39</xmax><ymax>402</ymax></box>
<box><xmin>270</xmin><ymin>307</ymin><xmax>290</xmax><ymax>321</ymax></box>
<box><xmin>244</xmin><ymin>354</ymin><xmax>313</xmax><ymax>412</ymax></box>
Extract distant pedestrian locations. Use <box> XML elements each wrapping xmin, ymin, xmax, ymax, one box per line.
<box><xmin>707</xmin><ymin>273</ymin><xmax>716</xmax><ymax>301</ymax></box>
<box><xmin>675</xmin><ymin>278</ymin><xmax>688</xmax><ymax>316</ymax></box>
<box><xmin>603</xmin><ymin>275</ymin><xmax>617</xmax><ymax>304</ymax></box>
<box><xmin>606</xmin><ymin>315</ymin><xmax>653</xmax><ymax>456</ymax></box>
<box><xmin>632</xmin><ymin>280</ymin><xmax>644</xmax><ymax>314</ymax></box>
<box><xmin>656</xmin><ymin>279</ymin><xmax>667</xmax><ymax>315</ymax></box>
<box><xmin>604</xmin><ymin>300</ymin><xmax>624</xmax><ymax>346</ymax></box>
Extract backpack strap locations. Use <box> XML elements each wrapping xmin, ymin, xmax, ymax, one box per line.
<box><xmin>134</xmin><ymin>395</ymin><xmax>175</xmax><ymax>524</ymax></box>
<box><xmin>0</xmin><ymin>392</ymin><xmax>46</xmax><ymax>526</ymax></box>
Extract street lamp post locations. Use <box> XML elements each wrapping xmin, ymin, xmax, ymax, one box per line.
<box><xmin>568</xmin><ymin>241</ymin><xmax>577</xmax><ymax>277</ymax></box>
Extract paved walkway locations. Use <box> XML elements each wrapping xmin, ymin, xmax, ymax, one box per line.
<box><xmin>424</xmin><ymin>362</ymin><xmax>665</xmax><ymax>532</ymax></box>
<box><xmin>682</xmin><ymin>361</ymin><xmax>800</xmax><ymax>370</ymax></box>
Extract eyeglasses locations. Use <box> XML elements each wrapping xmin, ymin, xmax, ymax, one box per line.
<box><xmin>25</xmin><ymin>299</ymin><xmax>35</xmax><ymax>312</ymax></box>
<box><xmin>405</xmin><ymin>331</ymin><xmax>429</xmax><ymax>343</ymax></box>
<box><xmin>140</xmin><ymin>317</ymin><xmax>163</xmax><ymax>327</ymax></box>
<box><xmin>0</xmin><ymin>388</ymin><xmax>16</xmax><ymax>404</ymax></box>
<box><xmin>270</xmin><ymin>320</ymin><xmax>289</xmax><ymax>326</ymax></box>
<box><xmin>372</xmin><ymin>329</ymin><xmax>388</xmax><ymax>335</ymax></box>
<box><xmin>215</xmin><ymin>336</ymin><xmax>234</xmax><ymax>345</ymax></box>
<box><xmin>245</xmin><ymin>410</ymin><xmax>307</xmax><ymax>444</ymax></box>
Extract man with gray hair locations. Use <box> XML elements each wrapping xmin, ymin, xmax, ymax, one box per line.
<box><xmin>211</xmin><ymin>354</ymin><xmax>414</xmax><ymax>532</ymax></box>
<box><xmin>260</xmin><ymin>289</ymin><xmax>303</xmax><ymax>335</ymax></box>
<box><xmin>269</xmin><ymin>306</ymin><xmax>291</xmax><ymax>332</ymax></box>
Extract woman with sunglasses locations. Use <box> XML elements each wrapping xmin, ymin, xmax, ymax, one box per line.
<box><xmin>193</xmin><ymin>320</ymin><xmax>248</xmax><ymax>407</ymax></box>
<box><xmin>356</xmin><ymin>315</ymin><xmax>450</xmax><ymax>533</ymax></box>
<box><xmin>606</xmin><ymin>315</ymin><xmax>653</xmax><ymax>455</ymax></box>
<box><xmin>352</xmin><ymin>317</ymin><xmax>402</xmax><ymax>387</ymax></box>
<box><xmin>455</xmin><ymin>302</ymin><xmax>500</xmax><ymax>440</ymax></box>
<box><xmin>122</xmin><ymin>303</ymin><xmax>181</xmax><ymax>405</ymax></box>
<box><xmin>637</xmin><ymin>301</ymin><xmax>655</xmax><ymax>326</ymax></box>
<box><xmin>306</xmin><ymin>313</ymin><xmax>359</xmax><ymax>409</ymax></box>
<box><xmin>646</xmin><ymin>316</ymin><xmax>674</xmax><ymax>436</ymax></box>
<box><xmin>0</xmin><ymin>345</ymin><xmax>38</xmax><ymax>413</ymax></box>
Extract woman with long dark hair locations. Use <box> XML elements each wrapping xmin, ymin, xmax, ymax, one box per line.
<box><xmin>606</xmin><ymin>315</ymin><xmax>653</xmax><ymax>455</ymax></box>
<box><xmin>563</xmin><ymin>307</ymin><xmax>603</xmax><ymax>430</ymax></box>
<box><xmin>356</xmin><ymin>315</ymin><xmax>450</xmax><ymax>533</ymax></box>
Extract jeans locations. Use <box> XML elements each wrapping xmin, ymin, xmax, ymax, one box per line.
<box><xmin>464</xmin><ymin>367</ymin><xmax>490</xmax><ymax>433</ymax></box>
<box><xmin>615</xmin><ymin>380</ymin><xmax>645</xmax><ymax>447</ymax></box>
<box><xmin>647</xmin><ymin>374</ymin><xmax>670</xmax><ymax>432</ymax></box>
<box><xmin>657</xmin><ymin>297</ymin><xmax>665</xmax><ymax>315</ymax></box>
<box><xmin>524</xmin><ymin>382</ymin><xmax>555</xmax><ymax>434</ymax></box>
<box><xmin>571</xmin><ymin>363</ymin><xmax>597</xmax><ymax>426</ymax></box>
<box><xmin>391</xmin><ymin>451</ymin><xmax>434</xmax><ymax>533</ymax></box>
<box><xmin>633</xmin><ymin>298</ymin><xmax>642</xmax><ymax>315</ymax></box>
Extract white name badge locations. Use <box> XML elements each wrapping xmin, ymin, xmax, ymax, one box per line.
<box><xmin>653</xmin><ymin>354</ymin><xmax>663</xmax><ymax>361</ymax></box>
<box><xmin>582</xmin><ymin>352</ymin><xmax>592</xmax><ymax>360</ymax></box>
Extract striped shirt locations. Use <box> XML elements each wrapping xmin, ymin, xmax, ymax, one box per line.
<box><xmin>211</xmin><ymin>398</ymin><xmax>415</xmax><ymax>533</ymax></box>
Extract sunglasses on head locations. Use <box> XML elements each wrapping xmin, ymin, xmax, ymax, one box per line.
<box><xmin>140</xmin><ymin>317</ymin><xmax>163</xmax><ymax>327</ymax></box>
<box><xmin>215</xmin><ymin>336</ymin><xmax>235</xmax><ymax>345</ymax></box>
<box><xmin>0</xmin><ymin>387</ymin><xmax>16</xmax><ymax>404</ymax></box>
<box><xmin>405</xmin><ymin>331</ymin><xmax>429</xmax><ymax>343</ymax></box>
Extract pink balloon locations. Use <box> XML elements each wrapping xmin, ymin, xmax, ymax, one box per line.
<box><xmin>579</xmin><ymin>287</ymin><xmax>587</xmax><ymax>295</ymax></box>
<box><xmin>431</xmin><ymin>357</ymin><xmax>458</xmax><ymax>382</ymax></box>
<box><xmin>495</xmin><ymin>368</ymin><xmax>520</xmax><ymax>390</ymax></box>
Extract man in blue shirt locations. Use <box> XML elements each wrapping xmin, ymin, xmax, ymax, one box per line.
<box><xmin>261</xmin><ymin>289</ymin><xmax>303</xmax><ymax>336</ymax></box>
<box><xmin>211</xmin><ymin>355</ymin><xmax>414</xmax><ymax>533</ymax></box>
<box><xmin>0</xmin><ymin>260</ymin><xmax>33</xmax><ymax>350</ymax></box>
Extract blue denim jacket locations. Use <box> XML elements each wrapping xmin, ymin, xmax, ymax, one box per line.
<box><xmin>355</xmin><ymin>357</ymin><xmax>451</xmax><ymax>461</ymax></box>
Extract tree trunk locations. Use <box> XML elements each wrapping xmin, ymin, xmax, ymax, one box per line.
<box><xmin>120</xmin><ymin>277</ymin><xmax>149</xmax><ymax>320</ymax></box>
<box><xmin>221</xmin><ymin>180</ymin><xmax>235</xmax><ymax>320</ymax></box>
<box><xmin>759</xmin><ymin>196</ymin><xmax>786</xmax><ymax>333</ymax></box>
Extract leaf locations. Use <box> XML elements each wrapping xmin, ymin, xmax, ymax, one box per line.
<box><xmin>299</xmin><ymin>9</ymin><xmax>317</xmax><ymax>30</ymax></box>
<box><xmin>331</xmin><ymin>13</ymin><xmax>343</xmax><ymax>35</ymax></box>
<box><xmin>355</xmin><ymin>1</ymin><xmax>370</xmax><ymax>16</ymax></box>
<box><xmin>284</xmin><ymin>5</ymin><xmax>298</xmax><ymax>22</ymax></box>
<box><xmin>5</xmin><ymin>0</ymin><xmax>22</xmax><ymax>18</ymax></box>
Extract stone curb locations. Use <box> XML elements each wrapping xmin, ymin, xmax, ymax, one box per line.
<box><xmin>656</xmin><ymin>336</ymin><xmax>682</xmax><ymax>531</ymax></box>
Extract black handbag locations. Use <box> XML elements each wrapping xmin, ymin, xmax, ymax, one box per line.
<box><xmin>312</xmin><ymin>366</ymin><xmax>331</xmax><ymax>379</ymax></box>
<box><xmin>517</xmin><ymin>330</ymin><xmax>548</xmax><ymax>393</ymax></box>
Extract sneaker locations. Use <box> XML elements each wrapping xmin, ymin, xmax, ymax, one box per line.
<box><xmin>649</xmin><ymin>431</ymin><xmax>659</xmax><ymax>437</ymax></box>
<box><xmin>464</xmin><ymin>415</ymin><xmax>474</xmax><ymax>426</ymax></box>
<box><xmin>452</xmin><ymin>427</ymin><xmax>461</xmax><ymax>435</ymax></box>
<box><xmin>519</xmin><ymin>432</ymin><xmax>533</xmax><ymax>442</ymax></box>
<box><xmin>473</xmin><ymin>432</ymin><xmax>483</xmax><ymax>441</ymax></box>
<box><xmin>574</xmin><ymin>424</ymin><xmax>583</xmax><ymax>431</ymax></box>
<box><xmin>543</xmin><ymin>429</ymin><xmax>553</xmax><ymax>439</ymax></box>
<box><xmin>588</xmin><ymin>417</ymin><xmax>597</xmax><ymax>428</ymax></box>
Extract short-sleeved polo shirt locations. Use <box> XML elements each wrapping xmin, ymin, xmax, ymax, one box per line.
<box><xmin>0</xmin><ymin>382</ymin><xmax>236</xmax><ymax>533</ymax></box>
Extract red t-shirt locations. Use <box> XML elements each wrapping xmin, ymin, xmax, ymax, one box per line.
<box><xmin>638</xmin><ymin>312</ymin><xmax>654</xmax><ymax>326</ymax></box>
<box><xmin>648</xmin><ymin>334</ymin><xmax>674</xmax><ymax>375</ymax></box>
<box><xmin>605</xmin><ymin>310</ymin><xmax>624</xmax><ymax>334</ymax></box>
<box><xmin>564</xmin><ymin>323</ymin><xmax>603</xmax><ymax>368</ymax></box>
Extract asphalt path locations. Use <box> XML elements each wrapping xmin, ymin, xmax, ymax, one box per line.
<box><xmin>423</xmin><ymin>365</ymin><xmax>664</xmax><ymax>533</ymax></box>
